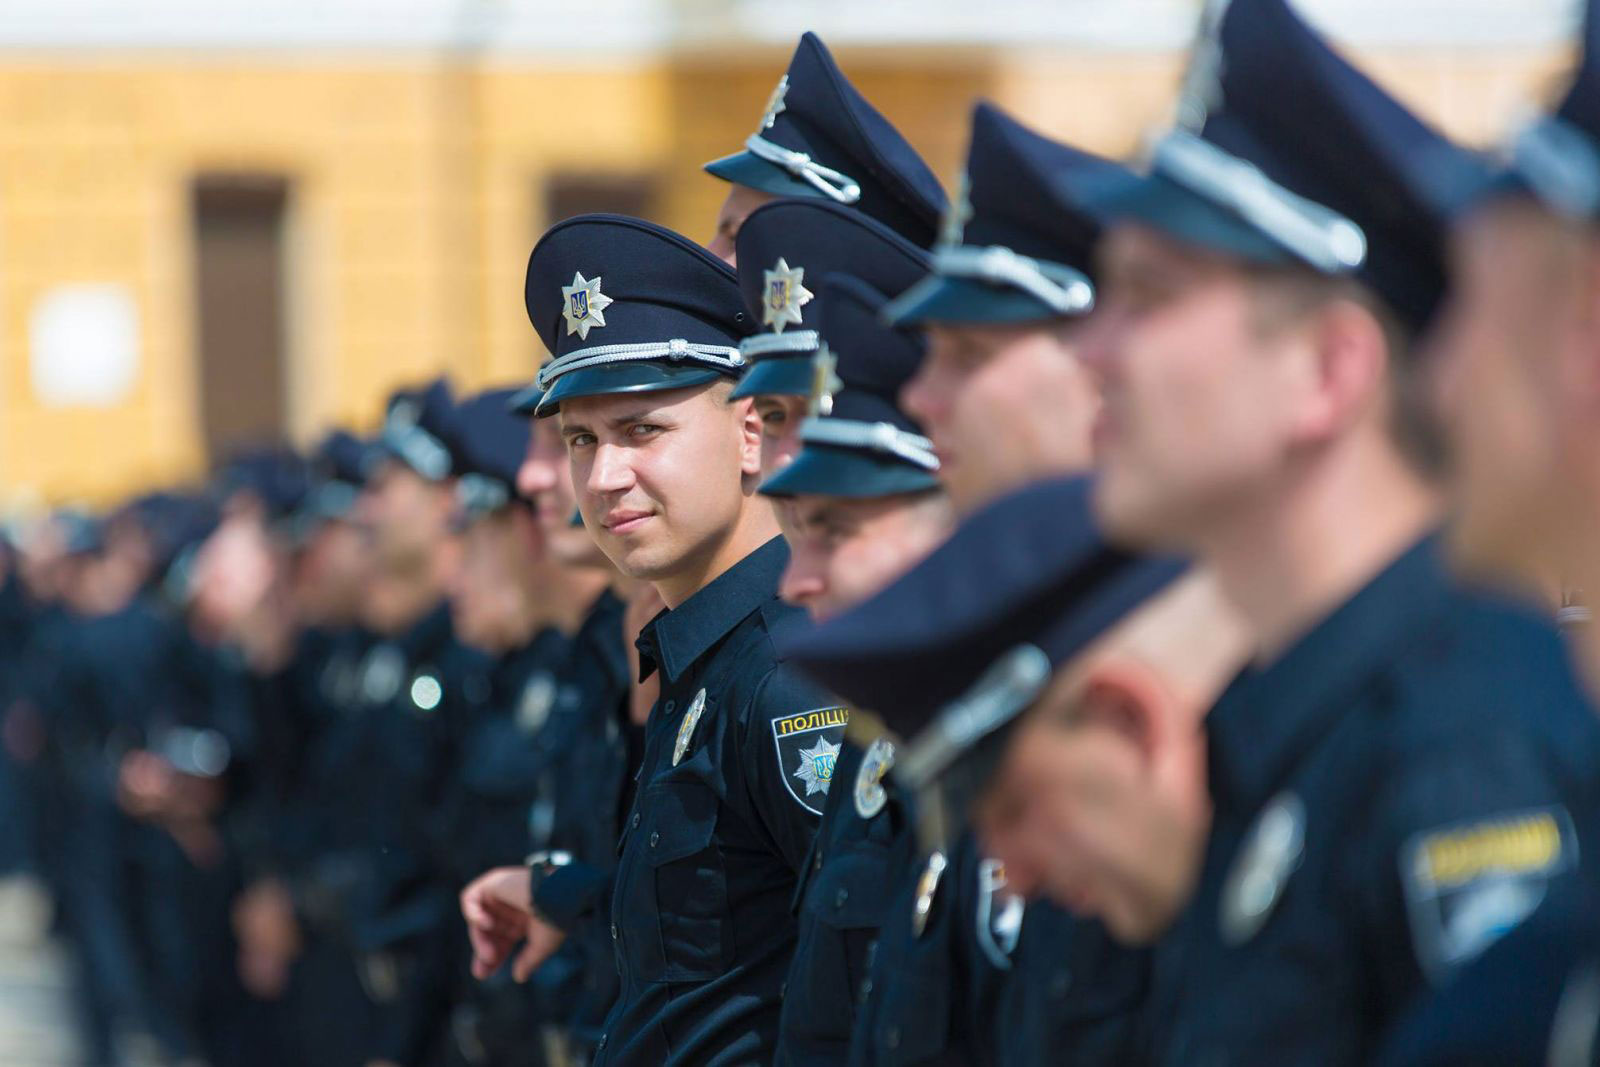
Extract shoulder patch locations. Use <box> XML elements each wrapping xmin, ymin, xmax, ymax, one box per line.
<box><xmin>771</xmin><ymin>707</ymin><xmax>848</xmax><ymax>815</ymax></box>
<box><xmin>1401</xmin><ymin>806</ymin><xmax>1577</xmax><ymax>981</ymax></box>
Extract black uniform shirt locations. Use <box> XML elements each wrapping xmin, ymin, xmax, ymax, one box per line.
<box><xmin>595</xmin><ymin>537</ymin><xmax>843</xmax><ymax>1066</ymax></box>
<box><xmin>1156</xmin><ymin>536</ymin><xmax>1600</xmax><ymax>1066</ymax></box>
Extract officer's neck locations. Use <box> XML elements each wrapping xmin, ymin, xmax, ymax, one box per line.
<box><xmin>652</xmin><ymin>498</ymin><xmax>782</xmax><ymax>610</ymax></box>
<box><xmin>1203</xmin><ymin>430</ymin><xmax>1440</xmax><ymax>665</ymax></box>
<box><xmin>538</xmin><ymin>566</ymin><xmax>615</xmax><ymax>637</ymax></box>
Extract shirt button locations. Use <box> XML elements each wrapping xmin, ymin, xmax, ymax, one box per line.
<box><xmin>596</xmin><ymin>1035</ymin><xmax>607</xmax><ymax>1054</ymax></box>
<box><xmin>610</xmin><ymin>922</ymin><xmax>618</xmax><ymax>941</ymax></box>
<box><xmin>664</xmin><ymin>699</ymin><xmax>676</xmax><ymax>714</ymax></box>
<box><xmin>631</xmin><ymin>812</ymin><xmax>640</xmax><ymax>829</ymax></box>
<box><xmin>813</xmin><ymin>850</ymin><xmax>823</xmax><ymax>871</ymax></box>
<box><xmin>834</xmin><ymin>888</ymin><xmax>849</xmax><ymax>908</ymax></box>
<box><xmin>649</xmin><ymin>831</ymin><xmax>660</xmax><ymax>847</ymax></box>
<box><xmin>884</xmin><ymin>1026</ymin><xmax>901</xmax><ymax>1050</ymax></box>
<box><xmin>858</xmin><ymin>977</ymin><xmax>873</xmax><ymax>1002</ymax></box>
<box><xmin>1049</xmin><ymin>970</ymin><xmax>1073</xmax><ymax>999</ymax></box>
<box><xmin>779</xmin><ymin>980</ymin><xmax>787</xmax><ymax>998</ymax></box>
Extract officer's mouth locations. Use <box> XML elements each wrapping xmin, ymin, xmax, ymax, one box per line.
<box><xmin>602</xmin><ymin>509</ymin><xmax>655</xmax><ymax>535</ymax></box>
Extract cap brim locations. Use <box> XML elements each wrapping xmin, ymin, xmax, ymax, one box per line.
<box><xmin>534</xmin><ymin>361</ymin><xmax>731</xmax><ymax>417</ymax></box>
<box><xmin>1087</xmin><ymin>171</ymin><xmax>1295</xmax><ymax>266</ymax></box>
<box><xmin>507</xmin><ymin>383</ymin><xmax>543</xmax><ymax>416</ymax></box>
<box><xmin>759</xmin><ymin>443</ymin><xmax>942</xmax><ymax>499</ymax></box>
<box><xmin>730</xmin><ymin>354</ymin><xmax>814</xmax><ymax>400</ymax></box>
<box><xmin>883</xmin><ymin>272</ymin><xmax>1068</xmax><ymax>327</ymax></box>
<box><xmin>704</xmin><ymin>150</ymin><xmax>831</xmax><ymax>202</ymax></box>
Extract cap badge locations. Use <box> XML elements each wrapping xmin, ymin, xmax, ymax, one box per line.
<box><xmin>808</xmin><ymin>345</ymin><xmax>843</xmax><ymax>418</ymax></box>
<box><xmin>672</xmin><ymin>688</ymin><xmax>708</xmax><ymax>766</ymax></box>
<box><xmin>759</xmin><ymin>75</ymin><xmax>789</xmax><ymax>130</ymax></box>
<box><xmin>762</xmin><ymin>257</ymin><xmax>813</xmax><ymax>333</ymax></box>
<box><xmin>561</xmin><ymin>272</ymin><xmax>613</xmax><ymax>340</ymax></box>
<box><xmin>854</xmin><ymin>737</ymin><xmax>896</xmax><ymax>819</ymax></box>
<box><xmin>939</xmin><ymin>171</ymin><xmax>974</xmax><ymax>248</ymax></box>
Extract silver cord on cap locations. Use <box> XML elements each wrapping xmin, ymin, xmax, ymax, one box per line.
<box><xmin>799</xmin><ymin>417</ymin><xmax>940</xmax><ymax>472</ymax></box>
<box><xmin>743</xmin><ymin>134</ymin><xmax>863</xmax><ymax>205</ymax></box>
<box><xmin>537</xmin><ymin>339</ymin><xmax>745</xmax><ymax>390</ymax></box>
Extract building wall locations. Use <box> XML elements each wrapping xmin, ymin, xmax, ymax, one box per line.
<box><xmin>0</xmin><ymin>29</ymin><xmax>1573</xmax><ymax>504</ymax></box>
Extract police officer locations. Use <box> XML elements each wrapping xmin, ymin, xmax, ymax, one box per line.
<box><xmin>734</xmin><ymin>208</ymin><xmax>953</xmax><ymax>1061</ymax></box>
<box><xmin>461</xmin><ymin>213</ymin><xmax>840</xmax><ymax>1065</ymax></box>
<box><xmin>884</xmin><ymin>101</ymin><xmax>1125</xmax><ymax>516</ymax></box>
<box><xmin>704</xmin><ymin>31</ymin><xmax>947</xmax><ymax>263</ymax></box>
<box><xmin>784</xmin><ymin>476</ymin><xmax>1187</xmax><ymax>1066</ymax></box>
<box><xmin>1079</xmin><ymin>0</ymin><xmax>1600</xmax><ymax>1060</ymax></box>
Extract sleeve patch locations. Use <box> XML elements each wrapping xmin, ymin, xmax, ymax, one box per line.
<box><xmin>1401</xmin><ymin>806</ymin><xmax>1577</xmax><ymax>981</ymax></box>
<box><xmin>771</xmin><ymin>707</ymin><xmax>849</xmax><ymax>815</ymax></box>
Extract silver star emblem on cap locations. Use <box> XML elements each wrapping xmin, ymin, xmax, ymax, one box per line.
<box><xmin>561</xmin><ymin>272</ymin><xmax>613</xmax><ymax>340</ymax></box>
<box><xmin>759</xmin><ymin>75</ymin><xmax>789</xmax><ymax>130</ymax></box>
<box><xmin>762</xmin><ymin>257</ymin><xmax>812</xmax><ymax>333</ymax></box>
<box><xmin>939</xmin><ymin>171</ymin><xmax>974</xmax><ymax>248</ymax></box>
<box><xmin>808</xmin><ymin>344</ymin><xmax>843</xmax><ymax>418</ymax></box>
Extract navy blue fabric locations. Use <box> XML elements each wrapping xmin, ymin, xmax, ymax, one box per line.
<box><xmin>782</xmin><ymin>475</ymin><xmax>1184</xmax><ymax>742</ymax></box>
<box><xmin>378</xmin><ymin>377</ymin><xmax>457</xmax><ymax>481</ymax></box>
<box><xmin>442</xmin><ymin>387</ymin><xmax>531</xmax><ymax>489</ymax></box>
<box><xmin>1151</xmin><ymin>537</ymin><xmax>1600</xmax><ymax>1065</ymax></box>
<box><xmin>524</xmin><ymin>214</ymin><xmax>754</xmax><ymax>414</ymax></box>
<box><xmin>704</xmin><ymin>32</ymin><xmax>946</xmax><ymax>248</ymax></box>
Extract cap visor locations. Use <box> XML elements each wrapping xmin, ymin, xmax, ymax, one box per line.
<box><xmin>535</xmin><ymin>361</ymin><xmax>730</xmax><ymax>417</ymax></box>
<box><xmin>883</xmin><ymin>273</ymin><xmax>1069</xmax><ymax>327</ymax></box>
<box><xmin>759</xmin><ymin>443</ymin><xmax>941</xmax><ymax>499</ymax></box>
<box><xmin>731</xmin><ymin>355</ymin><xmax>814</xmax><ymax>400</ymax></box>
<box><xmin>1086</xmin><ymin>171</ymin><xmax>1294</xmax><ymax>266</ymax></box>
<box><xmin>704</xmin><ymin>150</ymin><xmax>831</xmax><ymax>202</ymax></box>
<box><xmin>507</xmin><ymin>383</ymin><xmax>543</xmax><ymax>415</ymax></box>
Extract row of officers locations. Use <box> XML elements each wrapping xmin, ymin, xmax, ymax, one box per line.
<box><xmin>11</xmin><ymin>0</ymin><xmax>1600</xmax><ymax>1063</ymax></box>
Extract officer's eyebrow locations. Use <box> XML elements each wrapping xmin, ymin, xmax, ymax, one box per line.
<box><xmin>560</xmin><ymin>408</ymin><xmax>671</xmax><ymax>438</ymax></box>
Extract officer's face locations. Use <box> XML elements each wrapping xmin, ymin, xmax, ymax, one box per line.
<box><xmin>707</xmin><ymin>184</ymin><xmax>778</xmax><ymax>266</ymax></box>
<box><xmin>559</xmin><ymin>384</ymin><xmax>764</xmax><ymax>598</ymax></box>
<box><xmin>358</xmin><ymin>458</ymin><xmax>456</xmax><ymax>570</ymax></box>
<box><xmin>293</xmin><ymin>518</ymin><xmax>371</xmax><ymax>626</ymax></box>
<box><xmin>1086</xmin><ymin>226</ymin><xmax>1307</xmax><ymax>551</ymax></box>
<box><xmin>450</xmin><ymin>508</ymin><xmax>541</xmax><ymax>653</ymax></box>
<box><xmin>904</xmin><ymin>321</ymin><xmax>1099</xmax><ymax>516</ymax></box>
<box><xmin>518</xmin><ymin>416</ymin><xmax>609</xmax><ymax>569</ymax></box>
<box><xmin>753</xmin><ymin>394</ymin><xmax>809</xmax><ymax>479</ymax></box>
<box><xmin>1431</xmin><ymin>201</ymin><xmax>1596</xmax><ymax>583</ymax></box>
<box><xmin>779</xmin><ymin>490</ymin><xmax>952</xmax><ymax>621</ymax></box>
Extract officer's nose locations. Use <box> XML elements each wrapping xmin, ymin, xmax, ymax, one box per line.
<box><xmin>586</xmin><ymin>442</ymin><xmax>636</xmax><ymax>497</ymax></box>
<box><xmin>518</xmin><ymin>453</ymin><xmax>555</xmax><ymax>501</ymax></box>
<box><xmin>900</xmin><ymin>353</ymin><xmax>949</xmax><ymax>431</ymax></box>
<box><xmin>779</xmin><ymin>545</ymin><xmax>827</xmax><ymax>616</ymax></box>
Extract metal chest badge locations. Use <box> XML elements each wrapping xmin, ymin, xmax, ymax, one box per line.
<box><xmin>672</xmin><ymin>688</ymin><xmax>707</xmax><ymax>766</ymax></box>
<box><xmin>912</xmin><ymin>850</ymin><xmax>949</xmax><ymax>938</ymax></box>
<box><xmin>561</xmin><ymin>271</ymin><xmax>612</xmax><ymax>340</ymax></box>
<box><xmin>854</xmin><ymin>737</ymin><xmax>896</xmax><ymax>819</ymax></box>
<box><xmin>1220</xmin><ymin>791</ymin><xmax>1306</xmax><ymax>946</ymax></box>
<box><xmin>762</xmin><ymin>257</ymin><xmax>812</xmax><ymax>333</ymax></box>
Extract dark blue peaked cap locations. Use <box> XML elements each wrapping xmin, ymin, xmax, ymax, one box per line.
<box><xmin>886</xmin><ymin>102</ymin><xmax>1120</xmax><ymax>326</ymax></box>
<box><xmin>525</xmin><ymin>214</ymin><xmax>754</xmax><ymax>417</ymax></box>
<box><xmin>704</xmin><ymin>32</ymin><xmax>947</xmax><ymax>249</ymax></box>
<box><xmin>732</xmin><ymin>197</ymin><xmax>929</xmax><ymax>401</ymax></box>
<box><xmin>442</xmin><ymin>387</ymin><xmax>531</xmax><ymax>519</ymax></box>
<box><xmin>380</xmin><ymin>378</ymin><xmax>457</xmax><ymax>482</ymax></box>
<box><xmin>782</xmin><ymin>476</ymin><xmax>1185</xmax><ymax>787</ymax></box>
<box><xmin>761</xmin><ymin>272</ymin><xmax>939</xmax><ymax>499</ymax></box>
<box><xmin>1092</xmin><ymin>0</ymin><xmax>1484</xmax><ymax>333</ymax></box>
<box><xmin>314</xmin><ymin>430</ymin><xmax>375</xmax><ymax>489</ymax></box>
<box><xmin>216</xmin><ymin>446</ymin><xmax>312</xmax><ymax>522</ymax></box>
<box><xmin>1490</xmin><ymin>0</ymin><xmax>1600</xmax><ymax>220</ymax></box>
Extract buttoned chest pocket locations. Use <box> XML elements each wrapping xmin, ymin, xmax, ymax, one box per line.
<box><xmin>787</xmin><ymin>844</ymin><xmax>896</xmax><ymax>1046</ymax></box>
<box><xmin>644</xmin><ymin>779</ymin><xmax>730</xmax><ymax>983</ymax></box>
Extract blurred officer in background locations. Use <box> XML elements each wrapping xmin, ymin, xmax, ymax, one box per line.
<box><xmin>703</xmin><ymin>32</ymin><xmax>946</xmax><ymax>264</ymax></box>
<box><xmin>1081</xmin><ymin>0</ymin><xmax>1600</xmax><ymax>1060</ymax></box>
<box><xmin>884</xmin><ymin>102</ymin><xmax>1120</xmax><ymax>517</ymax></box>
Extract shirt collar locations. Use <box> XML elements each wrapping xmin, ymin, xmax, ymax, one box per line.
<box><xmin>637</xmin><ymin>536</ymin><xmax>790</xmax><ymax>684</ymax></box>
<box><xmin>1206</xmin><ymin>533</ymin><xmax>1451</xmax><ymax>813</ymax></box>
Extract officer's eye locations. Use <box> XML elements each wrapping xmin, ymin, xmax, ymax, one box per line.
<box><xmin>760</xmin><ymin>408</ymin><xmax>789</xmax><ymax>432</ymax></box>
<box><xmin>626</xmin><ymin>423</ymin><xmax>663</xmax><ymax>440</ymax></box>
<box><xmin>566</xmin><ymin>432</ymin><xmax>596</xmax><ymax>449</ymax></box>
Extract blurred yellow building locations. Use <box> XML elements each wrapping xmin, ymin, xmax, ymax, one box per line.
<box><xmin>0</xmin><ymin>0</ymin><xmax>1579</xmax><ymax>504</ymax></box>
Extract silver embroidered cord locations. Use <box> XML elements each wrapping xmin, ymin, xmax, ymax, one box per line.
<box><xmin>931</xmin><ymin>245</ymin><xmax>1096</xmax><ymax>316</ymax></box>
<box><xmin>800</xmin><ymin>418</ymin><xmax>940</xmax><ymax>471</ymax></box>
<box><xmin>895</xmin><ymin>646</ymin><xmax>1052</xmax><ymax>792</ymax></box>
<box><xmin>743</xmin><ymin>134</ymin><xmax>863</xmax><ymax>204</ymax></box>
<box><xmin>537</xmin><ymin>339</ymin><xmax>745</xmax><ymax>390</ymax></box>
<box><xmin>740</xmin><ymin>329</ymin><xmax>820</xmax><ymax>359</ymax></box>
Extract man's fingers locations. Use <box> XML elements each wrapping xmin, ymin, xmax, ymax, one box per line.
<box><xmin>511</xmin><ymin>937</ymin><xmax>549</xmax><ymax>984</ymax></box>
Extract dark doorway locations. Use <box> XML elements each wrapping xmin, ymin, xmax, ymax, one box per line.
<box><xmin>193</xmin><ymin>175</ymin><xmax>289</xmax><ymax>462</ymax></box>
<box><xmin>543</xmin><ymin>173</ymin><xmax>659</xmax><ymax>228</ymax></box>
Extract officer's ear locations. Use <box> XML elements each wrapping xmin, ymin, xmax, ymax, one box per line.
<box><xmin>1074</xmin><ymin>660</ymin><xmax>1170</xmax><ymax>771</ymax></box>
<box><xmin>727</xmin><ymin>391</ymin><xmax>764</xmax><ymax>478</ymax></box>
<box><xmin>1289</xmin><ymin>294</ymin><xmax>1389</xmax><ymax>450</ymax></box>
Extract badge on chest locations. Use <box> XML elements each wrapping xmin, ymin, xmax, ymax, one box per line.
<box><xmin>1220</xmin><ymin>791</ymin><xmax>1306</xmax><ymax>946</ymax></box>
<box><xmin>672</xmin><ymin>688</ymin><xmax>708</xmax><ymax>767</ymax></box>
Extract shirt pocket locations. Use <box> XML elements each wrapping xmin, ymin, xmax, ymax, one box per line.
<box><xmin>784</xmin><ymin>845</ymin><xmax>893</xmax><ymax>1047</ymax></box>
<box><xmin>644</xmin><ymin>778</ymin><xmax>730</xmax><ymax>983</ymax></box>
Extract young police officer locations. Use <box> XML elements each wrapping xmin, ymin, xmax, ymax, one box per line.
<box><xmin>463</xmin><ymin>214</ymin><xmax>842</xmax><ymax>1066</ymax></box>
<box><xmin>1083</xmin><ymin>0</ymin><xmax>1600</xmax><ymax>1061</ymax></box>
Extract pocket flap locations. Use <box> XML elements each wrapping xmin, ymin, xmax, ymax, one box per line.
<box><xmin>644</xmin><ymin>780</ymin><xmax>719</xmax><ymax>866</ymax></box>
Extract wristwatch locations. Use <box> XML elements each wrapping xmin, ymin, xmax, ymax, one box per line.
<box><xmin>524</xmin><ymin>849</ymin><xmax>574</xmax><ymax>909</ymax></box>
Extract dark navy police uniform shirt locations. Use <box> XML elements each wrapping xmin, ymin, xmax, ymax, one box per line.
<box><xmin>1155</xmin><ymin>536</ymin><xmax>1600</xmax><ymax>1066</ymax></box>
<box><xmin>595</xmin><ymin>537</ymin><xmax>844</xmax><ymax>1066</ymax></box>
